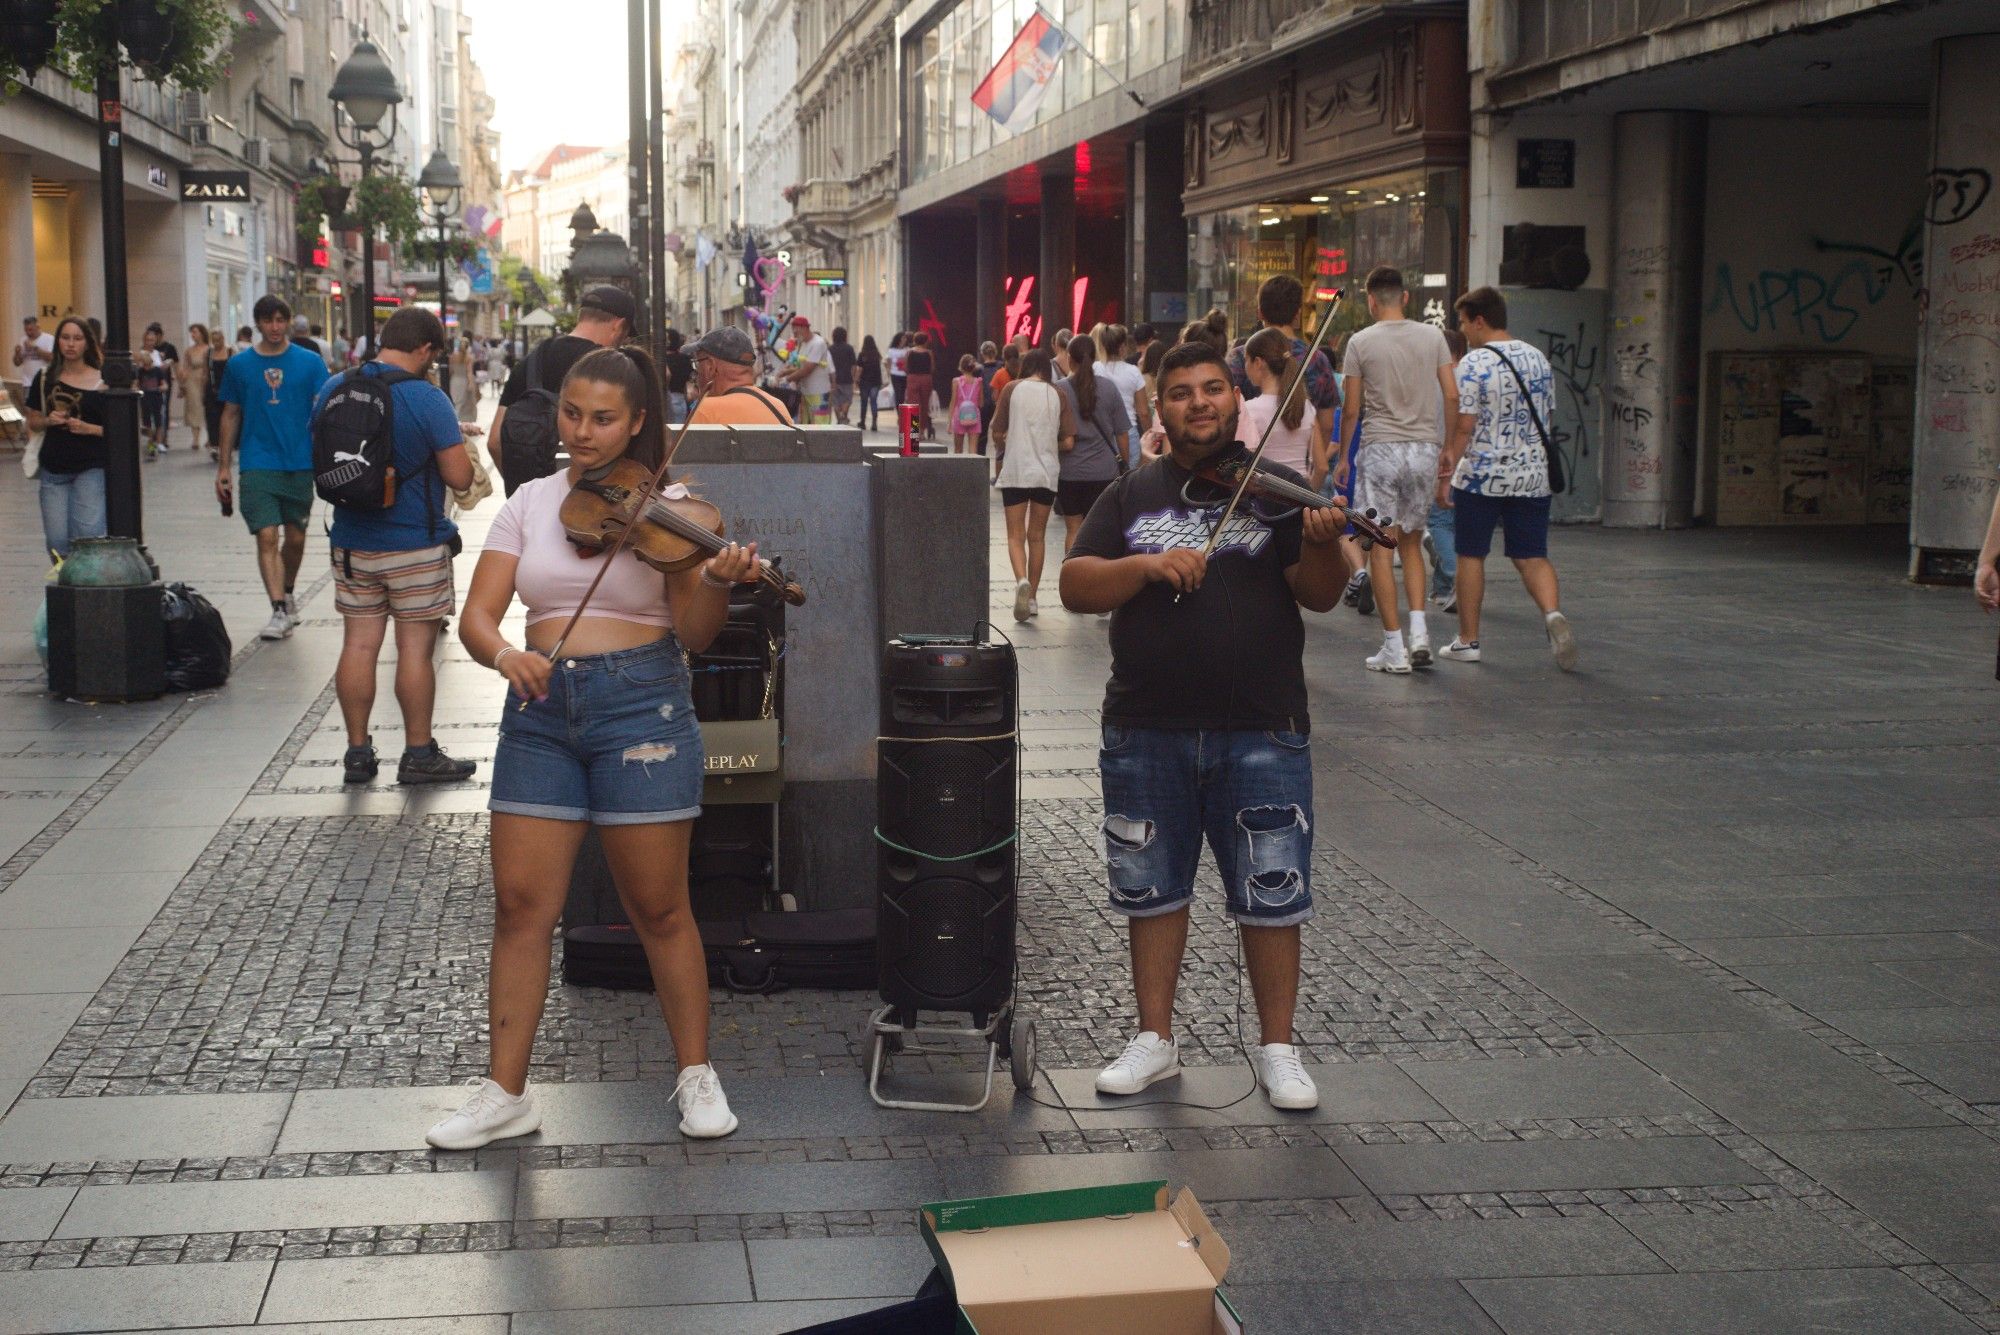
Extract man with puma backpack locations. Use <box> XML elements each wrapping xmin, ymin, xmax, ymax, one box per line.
<box><xmin>310</xmin><ymin>307</ymin><xmax>478</xmax><ymax>785</ymax></box>
<box><xmin>492</xmin><ymin>285</ymin><xmax>634</xmax><ymax>494</ymax></box>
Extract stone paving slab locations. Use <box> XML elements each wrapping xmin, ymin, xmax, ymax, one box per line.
<box><xmin>938</xmin><ymin>1145</ymin><xmax>1367</xmax><ymax>1203</ymax></box>
<box><xmin>1218</xmin><ymin>1215</ymin><xmax>1667</xmax><ymax>1283</ymax></box>
<box><xmin>199</xmin><ymin>1323</ymin><xmax>507</xmax><ymax>1335</ymax></box>
<box><xmin>1335</xmin><ymin>1136</ymin><xmax>1762</xmax><ymax>1196</ymax></box>
<box><xmin>514</xmin><ymin>1157</ymin><xmax>944</xmax><ymax>1221</ymax></box>
<box><xmin>0</xmin><ymin>1092</ymin><xmax>292</xmax><ymax>1164</ymax></box>
<box><xmin>1399</xmin><ymin>1053</ymin><xmax>1708</xmax><ymax>1122</ymax></box>
<box><xmin>1877</xmin><ymin>1043</ymin><xmax>2000</xmax><ymax>1105</ymax></box>
<box><xmin>1463</xmin><ymin>1269</ymin><xmax>1979</xmax><ymax>1334</ymax></box>
<box><xmin>1616</xmin><ymin>1211</ymin><xmax>1887</xmax><ymax>1271</ymax></box>
<box><xmin>510</xmin><ymin>1302</ymin><xmax>883</xmax><ymax>1335</ymax></box>
<box><xmin>743</xmin><ymin>1236</ymin><xmax>934</xmax><ymax>1301</ymax></box>
<box><xmin>0</xmin><ymin>1186</ymin><xmax>72</xmax><ymax>1242</ymax></box>
<box><xmin>0</xmin><ymin>1257</ymin><xmax>274</xmax><ymax>1332</ymax></box>
<box><xmin>259</xmin><ymin>1241</ymin><xmax>754</xmax><ymax>1322</ymax></box>
<box><xmin>1762</xmin><ymin>1127</ymin><xmax>2000</xmax><ymax>1265</ymax></box>
<box><xmin>52</xmin><ymin>1168</ymin><xmax>518</xmax><ymax>1240</ymax></box>
<box><xmin>1047</xmin><ymin>1060</ymin><xmax>1449</xmax><ymax>1129</ymax></box>
<box><xmin>1621</xmin><ymin>1031</ymin><xmax>1959</xmax><ymax>1134</ymax></box>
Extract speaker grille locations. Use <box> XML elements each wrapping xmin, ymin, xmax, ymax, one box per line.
<box><xmin>880</xmin><ymin>876</ymin><xmax>1007</xmax><ymax>1006</ymax></box>
<box><xmin>885</xmin><ymin>741</ymin><xmax>1004</xmax><ymax>856</ymax></box>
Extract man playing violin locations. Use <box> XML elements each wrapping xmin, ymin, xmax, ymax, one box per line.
<box><xmin>1060</xmin><ymin>339</ymin><xmax>1349</xmax><ymax>1112</ymax></box>
<box><xmin>429</xmin><ymin>345</ymin><xmax>762</xmax><ymax>1151</ymax></box>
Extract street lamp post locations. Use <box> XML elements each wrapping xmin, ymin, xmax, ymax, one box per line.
<box><xmin>329</xmin><ymin>38</ymin><xmax>403</xmax><ymax>360</ymax></box>
<box><xmin>417</xmin><ymin>147</ymin><xmax>462</xmax><ymax>391</ymax></box>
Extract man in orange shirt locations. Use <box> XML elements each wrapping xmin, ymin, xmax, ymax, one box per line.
<box><xmin>687</xmin><ymin>327</ymin><xmax>795</xmax><ymax>425</ymax></box>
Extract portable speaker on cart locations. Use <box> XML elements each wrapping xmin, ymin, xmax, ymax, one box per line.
<box><xmin>867</xmin><ymin>630</ymin><xmax>1036</xmax><ymax>1112</ymax></box>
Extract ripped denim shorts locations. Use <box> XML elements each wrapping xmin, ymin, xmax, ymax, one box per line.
<box><xmin>489</xmin><ymin>638</ymin><xmax>704</xmax><ymax>825</ymax></box>
<box><xmin>1097</xmin><ymin>724</ymin><xmax>1314</xmax><ymax>927</ymax></box>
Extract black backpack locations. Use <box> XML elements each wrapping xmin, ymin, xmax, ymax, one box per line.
<box><xmin>498</xmin><ymin>345</ymin><xmax>562</xmax><ymax>495</ymax></box>
<box><xmin>312</xmin><ymin>366</ymin><xmax>418</xmax><ymax>510</ymax></box>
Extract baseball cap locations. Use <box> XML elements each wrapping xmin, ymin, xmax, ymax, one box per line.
<box><xmin>791</xmin><ymin>315</ymin><xmax>809</xmax><ymax>326</ymax></box>
<box><xmin>689</xmin><ymin>326</ymin><xmax>757</xmax><ymax>366</ymax></box>
<box><xmin>578</xmin><ymin>285</ymin><xmax>638</xmax><ymax>325</ymax></box>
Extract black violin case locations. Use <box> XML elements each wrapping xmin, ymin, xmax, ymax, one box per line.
<box><xmin>562</xmin><ymin>908</ymin><xmax>876</xmax><ymax>994</ymax></box>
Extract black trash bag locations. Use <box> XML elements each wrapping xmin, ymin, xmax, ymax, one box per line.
<box><xmin>160</xmin><ymin>582</ymin><xmax>232</xmax><ymax>692</ymax></box>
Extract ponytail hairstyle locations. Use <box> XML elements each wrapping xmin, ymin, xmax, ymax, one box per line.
<box><xmin>563</xmin><ymin>344</ymin><xmax>669</xmax><ymax>473</ymax></box>
<box><xmin>1179</xmin><ymin>308</ymin><xmax>1229</xmax><ymax>355</ymax></box>
<box><xmin>1244</xmin><ymin>326</ymin><xmax>1306</xmax><ymax>431</ymax></box>
<box><xmin>1065</xmin><ymin>334</ymin><xmax>1098</xmax><ymax>420</ymax></box>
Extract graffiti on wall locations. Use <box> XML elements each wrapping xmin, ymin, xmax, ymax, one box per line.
<box><xmin>1706</xmin><ymin>218</ymin><xmax>1922</xmax><ymax>345</ymax></box>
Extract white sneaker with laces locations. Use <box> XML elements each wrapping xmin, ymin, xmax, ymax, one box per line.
<box><xmin>1027</xmin><ymin>595</ymin><xmax>1039</xmax><ymax>618</ymax></box>
<box><xmin>1253</xmin><ymin>1043</ymin><xmax>1319</xmax><ymax>1110</ymax></box>
<box><xmin>283</xmin><ymin>595</ymin><xmax>300</xmax><ymax>629</ymax></box>
<box><xmin>1012</xmin><ymin>579</ymin><xmax>1032</xmax><ymax>623</ymax></box>
<box><xmin>425</xmin><ymin>1078</ymin><xmax>541</xmax><ymax>1150</ymax></box>
<box><xmin>675</xmin><ymin>1063</ymin><xmax>739</xmax><ymax>1138</ymax></box>
<box><xmin>258</xmin><ymin>607</ymin><xmax>293</xmax><ymax>641</ymax></box>
<box><xmin>1545</xmin><ymin>611</ymin><xmax>1579</xmax><ymax>672</ymax></box>
<box><xmin>1366</xmin><ymin>638</ymin><xmax>1411</xmax><ymax>674</ymax></box>
<box><xmin>1095</xmin><ymin>1031</ymin><xmax>1181</xmax><ymax>1096</ymax></box>
<box><xmin>1438</xmin><ymin>638</ymin><xmax>1481</xmax><ymax>662</ymax></box>
<box><xmin>1408</xmin><ymin>633</ymin><xmax>1433</xmax><ymax>669</ymax></box>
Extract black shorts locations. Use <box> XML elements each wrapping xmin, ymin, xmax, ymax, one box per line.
<box><xmin>999</xmin><ymin>486</ymin><xmax>1055</xmax><ymax>508</ymax></box>
<box><xmin>140</xmin><ymin>389</ymin><xmax>168</xmax><ymax>429</ymax></box>
<box><xmin>1057</xmin><ymin>478</ymin><xmax>1114</xmax><ymax>519</ymax></box>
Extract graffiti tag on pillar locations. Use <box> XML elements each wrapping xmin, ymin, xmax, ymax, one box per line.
<box><xmin>1925</xmin><ymin>168</ymin><xmax>1992</xmax><ymax>226</ymax></box>
<box><xmin>1420</xmin><ymin>298</ymin><xmax>1446</xmax><ymax>327</ymax></box>
<box><xmin>1539</xmin><ymin>323</ymin><xmax>1599</xmax><ymax>463</ymax></box>
<box><xmin>1705</xmin><ymin>261</ymin><xmax>1899</xmax><ymax>344</ymax></box>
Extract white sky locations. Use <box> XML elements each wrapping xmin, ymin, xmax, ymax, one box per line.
<box><xmin>463</xmin><ymin>0</ymin><xmax>694</xmax><ymax>176</ymax></box>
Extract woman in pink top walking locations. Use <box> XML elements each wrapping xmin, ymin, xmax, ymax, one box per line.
<box><xmin>1238</xmin><ymin>327</ymin><xmax>1326</xmax><ymax>485</ymax></box>
<box><xmin>428</xmin><ymin>346</ymin><xmax>766</xmax><ymax>1153</ymax></box>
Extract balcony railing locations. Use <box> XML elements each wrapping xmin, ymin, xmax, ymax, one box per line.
<box><xmin>790</xmin><ymin>178</ymin><xmax>853</xmax><ymax>222</ymax></box>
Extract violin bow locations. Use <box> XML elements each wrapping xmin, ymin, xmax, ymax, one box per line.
<box><xmin>520</xmin><ymin>385</ymin><xmax>709</xmax><ymax>707</ymax></box>
<box><xmin>1191</xmin><ymin>290</ymin><xmax>1343</xmax><ymax>568</ymax></box>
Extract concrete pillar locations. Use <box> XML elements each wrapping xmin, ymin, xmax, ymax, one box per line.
<box><xmin>0</xmin><ymin>154</ymin><xmax>37</xmax><ymax>333</ymax></box>
<box><xmin>66</xmin><ymin>182</ymin><xmax>105</xmax><ymax>323</ymax></box>
<box><xmin>1603</xmin><ymin>111</ymin><xmax>1705</xmax><ymax>529</ymax></box>
<box><xmin>1038</xmin><ymin>162</ymin><xmax>1075</xmax><ymax>346</ymax></box>
<box><xmin>975</xmin><ymin>196</ymin><xmax>1004</xmax><ymax>349</ymax></box>
<box><xmin>1910</xmin><ymin>32</ymin><xmax>2000</xmax><ymax>570</ymax></box>
<box><xmin>1130</xmin><ymin>124</ymin><xmax>1187</xmax><ymax>329</ymax></box>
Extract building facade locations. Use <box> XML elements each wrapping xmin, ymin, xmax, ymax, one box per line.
<box><xmin>1465</xmin><ymin>0</ymin><xmax>1998</xmax><ymax>566</ymax></box>
<box><xmin>664</xmin><ymin>5</ymin><xmax>732</xmax><ymax>332</ymax></box>
<box><xmin>788</xmin><ymin>1</ymin><xmax>902</xmax><ymax>346</ymax></box>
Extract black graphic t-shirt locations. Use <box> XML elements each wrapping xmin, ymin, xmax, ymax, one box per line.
<box><xmin>1066</xmin><ymin>455</ymin><xmax>1309</xmax><ymax>732</ymax></box>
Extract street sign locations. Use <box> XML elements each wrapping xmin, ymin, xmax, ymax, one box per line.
<box><xmin>1516</xmin><ymin>139</ymin><xmax>1576</xmax><ymax>189</ymax></box>
<box><xmin>805</xmin><ymin>266</ymin><xmax>847</xmax><ymax>290</ymax></box>
<box><xmin>180</xmin><ymin>170</ymin><xmax>251</xmax><ymax>202</ymax></box>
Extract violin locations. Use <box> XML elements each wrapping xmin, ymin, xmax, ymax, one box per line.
<box><xmin>1185</xmin><ymin>445</ymin><xmax>1397</xmax><ymax>550</ymax></box>
<box><xmin>560</xmin><ymin>456</ymin><xmax>806</xmax><ymax>606</ymax></box>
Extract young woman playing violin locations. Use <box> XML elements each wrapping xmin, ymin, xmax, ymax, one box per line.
<box><xmin>428</xmin><ymin>346</ymin><xmax>760</xmax><ymax>1149</ymax></box>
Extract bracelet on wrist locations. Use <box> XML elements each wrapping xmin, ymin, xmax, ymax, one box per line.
<box><xmin>699</xmin><ymin>566</ymin><xmax>733</xmax><ymax>590</ymax></box>
<box><xmin>492</xmin><ymin>646</ymin><xmax>518</xmax><ymax>671</ymax></box>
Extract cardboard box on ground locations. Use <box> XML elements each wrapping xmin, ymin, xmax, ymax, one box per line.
<box><xmin>922</xmin><ymin>1181</ymin><xmax>1242</xmax><ymax>1335</ymax></box>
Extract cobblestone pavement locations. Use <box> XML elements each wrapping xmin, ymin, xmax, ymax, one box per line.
<box><xmin>0</xmin><ymin>440</ymin><xmax>1996</xmax><ymax>1333</ymax></box>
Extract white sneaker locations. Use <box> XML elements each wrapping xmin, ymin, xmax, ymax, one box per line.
<box><xmin>1252</xmin><ymin>1043</ymin><xmax>1319</xmax><ymax>1110</ymax></box>
<box><xmin>1012</xmin><ymin>579</ymin><xmax>1031</xmax><ymax>623</ymax></box>
<box><xmin>1366</xmin><ymin>638</ymin><xmax>1411</xmax><ymax>674</ymax></box>
<box><xmin>1438</xmin><ymin>638</ymin><xmax>1481</xmax><ymax>662</ymax></box>
<box><xmin>1408</xmin><ymin>633</ymin><xmax>1433</xmax><ymax>669</ymax></box>
<box><xmin>425</xmin><ymin>1078</ymin><xmax>541</xmax><ymax>1150</ymax></box>
<box><xmin>258</xmin><ymin>607</ymin><xmax>293</xmax><ymax>641</ymax></box>
<box><xmin>283</xmin><ymin>595</ymin><xmax>300</xmax><ymax>629</ymax></box>
<box><xmin>1095</xmin><ymin>1031</ymin><xmax>1181</xmax><ymax>1096</ymax></box>
<box><xmin>675</xmin><ymin>1063</ymin><xmax>738</xmax><ymax>1138</ymax></box>
<box><xmin>1545</xmin><ymin>612</ymin><xmax>1579</xmax><ymax>672</ymax></box>
<box><xmin>1027</xmin><ymin>595</ymin><xmax>1039</xmax><ymax>618</ymax></box>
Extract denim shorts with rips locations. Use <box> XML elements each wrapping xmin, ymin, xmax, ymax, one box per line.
<box><xmin>1097</xmin><ymin>724</ymin><xmax>1315</xmax><ymax>927</ymax></box>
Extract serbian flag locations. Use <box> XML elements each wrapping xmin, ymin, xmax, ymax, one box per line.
<box><xmin>972</xmin><ymin>8</ymin><xmax>1078</xmax><ymax>135</ymax></box>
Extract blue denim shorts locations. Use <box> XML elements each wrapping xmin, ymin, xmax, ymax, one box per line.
<box><xmin>1097</xmin><ymin>724</ymin><xmax>1315</xmax><ymax>926</ymax></box>
<box><xmin>489</xmin><ymin>639</ymin><xmax>704</xmax><ymax>824</ymax></box>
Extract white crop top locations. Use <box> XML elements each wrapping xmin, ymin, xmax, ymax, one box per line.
<box><xmin>486</xmin><ymin>473</ymin><xmax>676</xmax><ymax>628</ymax></box>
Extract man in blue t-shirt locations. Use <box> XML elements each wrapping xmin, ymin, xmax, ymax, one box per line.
<box><xmin>217</xmin><ymin>294</ymin><xmax>331</xmax><ymax>641</ymax></box>
<box><xmin>311</xmin><ymin>307</ymin><xmax>476</xmax><ymax>786</ymax></box>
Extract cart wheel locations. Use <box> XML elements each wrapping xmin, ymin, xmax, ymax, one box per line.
<box><xmin>1009</xmin><ymin>1015</ymin><xmax>1037</xmax><ymax>1092</ymax></box>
